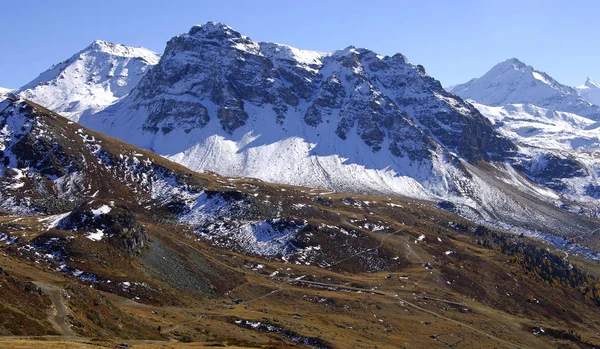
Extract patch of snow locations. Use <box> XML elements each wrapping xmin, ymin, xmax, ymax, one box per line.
<box><xmin>91</xmin><ymin>205</ymin><xmax>112</xmax><ymax>217</ymax></box>
<box><xmin>86</xmin><ymin>229</ymin><xmax>104</xmax><ymax>241</ymax></box>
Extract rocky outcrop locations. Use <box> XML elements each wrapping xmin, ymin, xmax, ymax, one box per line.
<box><xmin>59</xmin><ymin>200</ymin><xmax>147</xmax><ymax>256</ymax></box>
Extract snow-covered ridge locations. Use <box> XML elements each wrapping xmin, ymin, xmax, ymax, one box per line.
<box><xmin>84</xmin><ymin>40</ymin><xmax>160</xmax><ymax>63</ymax></box>
<box><xmin>0</xmin><ymin>87</ymin><xmax>12</xmax><ymax>95</ymax></box>
<box><xmin>16</xmin><ymin>40</ymin><xmax>160</xmax><ymax>121</ymax></box>
<box><xmin>451</xmin><ymin>58</ymin><xmax>600</xmax><ymax>121</ymax></box>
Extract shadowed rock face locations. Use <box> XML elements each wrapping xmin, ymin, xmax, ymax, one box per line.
<box><xmin>514</xmin><ymin>153</ymin><xmax>588</xmax><ymax>191</ymax></box>
<box><xmin>143</xmin><ymin>98</ymin><xmax>210</xmax><ymax>134</ymax></box>
<box><xmin>127</xmin><ymin>22</ymin><xmax>514</xmax><ymax>162</ymax></box>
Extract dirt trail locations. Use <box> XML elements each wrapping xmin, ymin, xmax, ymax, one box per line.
<box><xmin>33</xmin><ymin>282</ymin><xmax>76</xmax><ymax>337</ymax></box>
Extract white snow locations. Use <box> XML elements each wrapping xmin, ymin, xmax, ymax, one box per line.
<box><xmin>0</xmin><ymin>87</ymin><xmax>12</xmax><ymax>99</ymax></box>
<box><xmin>531</xmin><ymin>71</ymin><xmax>551</xmax><ymax>85</ymax></box>
<box><xmin>451</xmin><ymin>58</ymin><xmax>600</xmax><ymax>121</ymax></box>
<box><xmin>86</xmin><ymin>229</ymin><xmax>104</xmax><ymax>241</ymax></box>
<box><xmin>16</xmin><ymin>41</ymin><xmax>159</xmax><ymax>121</ymax></box>
<box><xmin>197</xmin><ymin>219</ymin><xmax>307</xmax><ymax>256</ymax></box>
<box><xmin>577</xmin><ymin>77</ymin><xmax>600</xmax><ymax>106</ymax></box>
<box><xmin>91</xmin><ymin>205</ymin><xmax>112</xmax><ymax>217</ymax></box>
<box><xmin>39</xmin><ymin>212</ymin><xmax>72</xmax><ymax>230</ymax></box>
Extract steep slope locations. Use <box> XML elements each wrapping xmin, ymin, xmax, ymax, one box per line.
<box><xmin>451</xmin><ymin>58</ymin><xmax>600</xmax><ymax>120</ymax></box>
<box><xmin>82</xmin><ymin>22</ymin><xmax>514</xmax><ymax>204</ymax></box>
<box><xmin>1</xmin><ymin>97</ymin><xmax>600</xmax><ymax>348</ymax></box>
<box><xmin>16</xmin><ymin>40</ymin><xmax>159</xmax><ymax>121</ymax></box>
<box><xmin>577</xmin><ymin>77</ymin><xmax>600</xmax><ymax>106</ymax></box>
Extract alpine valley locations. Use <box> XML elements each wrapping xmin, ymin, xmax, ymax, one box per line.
<box><xmin>0</xmin><ymin>22</ymin><xmax>599</xmax><ymax>348</ymax></box>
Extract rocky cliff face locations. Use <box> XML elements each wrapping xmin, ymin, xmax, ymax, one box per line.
<box><xmin>78</xmin><ymin>22</ymin><xmax>520</xmax><ymax>208</ymax></box>
<box><xmin>124</xmin><ymin>23</ymin><xmax>512</xmax><ymax>162</ymax></box>
<box><xmin>58</xmin><ymin>200</ymin><xmax>148</xmax><ymax>256</ymax></box>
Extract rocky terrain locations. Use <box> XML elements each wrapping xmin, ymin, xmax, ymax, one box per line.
<box><xmin>1</xmin><ymin>21</ymin><xmax>600</xmax><ymax>348</ymax></box>
<box><xmin>6</xmin><ymin>22</ymin><xmax>598</xmax><ymax>264</ymax></box>
<box><xmin>0</xmin><ymin>97</ymin><xmax>599</xmax><ymax>348</ymax></box>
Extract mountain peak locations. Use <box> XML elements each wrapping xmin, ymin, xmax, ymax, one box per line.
<box><xmin>489</xmin><ymin>58</ymin><xmax>530</xmax><ymax>75</ymax></box>
<box><xmin>577</xmin><ymin>77</ymin><xmax>600</xmax><ymax>106</ymax></box>
<box><xmin>82</xmin><ymin>40</ymin><xmax>159</xmax><ymax>64</ymax></box>
<box><xmin>585</xmin><ymin>76</ymin><xmax>600</xmax><ymax>89</ymax></box>
<box><xmin>17</xmin><ymin>40</ymin><xmax>160</xmax><ymax>121</ymax></box>
<box><xmin>452</xmin><ymin>59</ymin><xmax>600</xmax><ymax>119</ymax></box>
<box><xmin>176</xmin><ymin>21</ymin><xmax>262</xmax><ymax>55</ymax></box>
<box><xmin>188</xmin><ymin>21</ymin><xmax>243</xmax><ymax>39</ymax></box>
<box><xmin>450</xmin><ymin>58</ymin><xmax>587</xmax><ymax>109</ymax></box>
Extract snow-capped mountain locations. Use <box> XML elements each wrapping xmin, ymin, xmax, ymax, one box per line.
<box><xmin>75</xmin><ymin>22</ymin><xmax>600</xmax><ymax>240</ymax></box>
<box><xmin>451</xmin><ymin>58</ymin><xmax>600</xmax><ymax>121</ymax></box>
<box><xmin>81</xmin><ymin>22</ymin><xmax>515</xmax><ymax>200</ymax></box>
<box><xmin>577</xmin><ymin>77</ymin><xmax>600</xmax><ymax>106</ymax></box>
<box><xmin>16</xmin><ymin>40</ymin><xmax>159</xmax><ymax>121</ymax></box>
<box><xmin>452</xmin><ymin>60</ymin><xmax>600</xmax><ymax>216</ymax></box>
<box><xmin>7</xmin><ymin>23</ymin><xmax>598</xmax><ymax>242</ymax></box>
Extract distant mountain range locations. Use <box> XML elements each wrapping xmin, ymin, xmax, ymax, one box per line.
<box><xmin>449</xmin><ymin>58</ymin><xmax>600</xmax><ymax>120</ymax></box>
<box><xmin>4</xmin><ymin>22</ymin><xmax>600</xmax><ymax>248</ymax></box>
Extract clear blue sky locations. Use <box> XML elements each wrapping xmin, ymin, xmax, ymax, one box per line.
<box><xmin>1</xmin><ymin>0</ymin><xmax>598</xmax><ymax>89</ymax></box>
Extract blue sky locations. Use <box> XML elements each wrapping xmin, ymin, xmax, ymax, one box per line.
<box><xmin>1</xmin><ymin>0</ymin><xmax>598</xmax><ymax>89</ymax></box>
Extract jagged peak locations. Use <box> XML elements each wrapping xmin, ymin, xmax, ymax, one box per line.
<box><xmin>179</xmin><ymin>21</ymin><xmax>262</xmax><ymax>55</ymax></box>
<box><xmin>330</xmin><ymin>46</ymin><xmax>385</xmax><ymax>62</ymax></box>
<box><xmin>585</xmin><ymin>76</ymin><xmax>600</xmax><ymax>88</ymax></box>
<box><xmin>169</xmin><ymin>22</ymin><xmax>420</xmax><ymax>72</ymax></box>
<box><xmin>187</xmin><ymin>21</ymin><xmax>243</xmax><ymax>39</ymax></box>
<box><xmin>489</xmin><ymin>57</ymin><xmax>530</xmax><ymax>74</ymax></box>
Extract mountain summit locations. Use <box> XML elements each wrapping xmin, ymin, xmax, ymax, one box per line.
<box><xmin>451</xmin><ymin>58</ymin><xmax>600</xmax><ymax>120</ymax></box>
<box><xmin>16</xmin><ymin>40</ymin><xmax>159</xmax><ymax>121</ymax></box>
<box><xmin>577</xmin><ymin>76</ymin><xmax>600</xmax><ymax>106</ymax></box>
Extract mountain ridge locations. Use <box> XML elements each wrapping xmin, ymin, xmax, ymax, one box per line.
<box><xmin>16</xmin><ymin>40</ymin><xmax>159</xmax><ymax>121</ymax></box>
<box><xmin>451</xmin><ymin>58</ymin><xmax>600</xmax><ymax>120</ymax></box>
<box><xmin>81</xmin><ymin>22</ymin><xmax>514</xmax><ymax>200</ymax></box>
<box><xmin>4</xmin><ymin>23</ymin><xmax>599</xmax><ymax>247</ymax></box>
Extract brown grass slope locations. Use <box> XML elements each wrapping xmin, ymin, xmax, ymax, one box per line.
<box><xmin>0</xmin><ymin>98</ymin><xmax>598</xmax><ymax>348</ymax></box>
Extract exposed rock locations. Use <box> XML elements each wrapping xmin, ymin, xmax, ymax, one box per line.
<box><xmin>59</xmin><ymin>200</ymin><xmax>147</xmax><ymax>256</ymax></box>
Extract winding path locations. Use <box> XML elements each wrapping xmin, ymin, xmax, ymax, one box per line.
<box><xmin>33</xmin><ymin>282</ymin><xmax>76</xmax><ymax>337</ymax></box>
